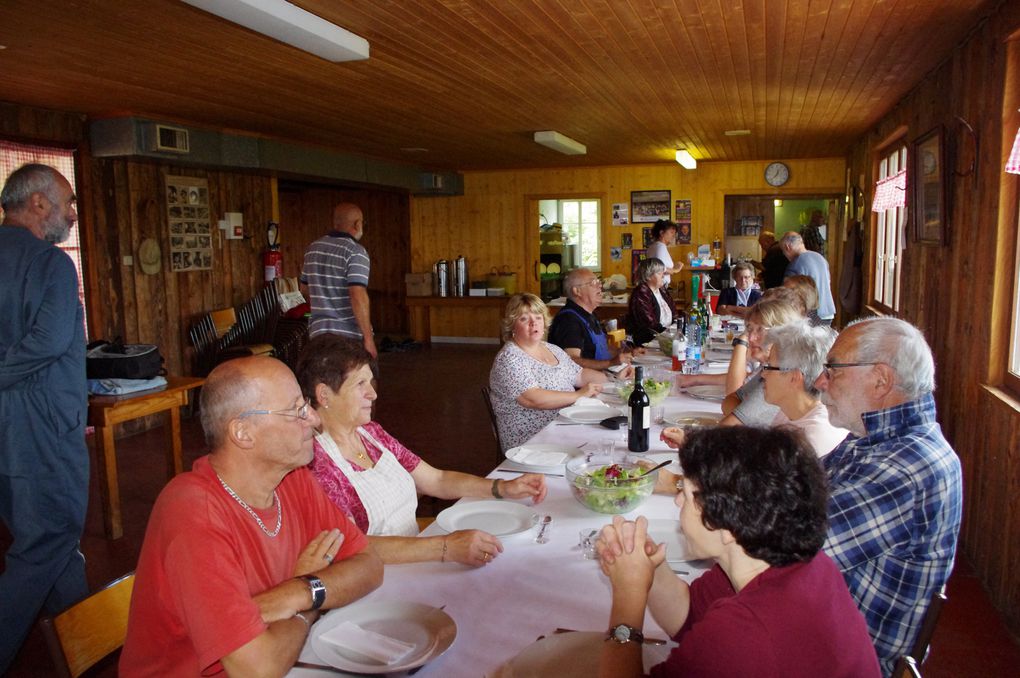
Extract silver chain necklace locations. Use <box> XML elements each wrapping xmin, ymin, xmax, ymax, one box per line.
<box><xmin>216</xmin><ymin>474</ymin><xmax>282</xmax><ymax>538</ymax></box>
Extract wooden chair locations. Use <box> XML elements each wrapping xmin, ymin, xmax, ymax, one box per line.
<box><xmin>39</xmin><ymin>572</ymin><xmax>135</xmax><ymax>678</ymax></box>
<box><xmin>906</xmin><ymin>584</ymin><xmax>948</xmax><ymax>663</ymax></box>
<box><xmin>480</xmin><ymin>386</ymin><xmax>504</xmax><ymax>464</ymax></box>
<box><xmin>893</xmin><ymin>655</ymin><xmax>922</xmax><ymax>678</ymax></box>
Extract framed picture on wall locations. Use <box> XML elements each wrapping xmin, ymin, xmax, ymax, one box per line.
<box><xmin>631</xmin><ymin>190</ymin><xmax>671</xmax><ymax>223</ymax></box>
<box><xmin>911</xmin><ymin>126</ymin><xmax>947</xmax><ymax>245</ymax></box>
<box><xmin>621</xmin><ymin>232</ymin><xmax>633</xmax><ymax>249</ymax></box>
<box><xmin>631</xmin><ymin>249</ymin><xmax>647</xmax><ymax>284</ymax></box>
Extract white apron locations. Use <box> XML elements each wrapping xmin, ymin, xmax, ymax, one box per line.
<box><xmin>315</xmin><ymin>428</ymin><xmax>419</xmax><ymax>537</ymax></box>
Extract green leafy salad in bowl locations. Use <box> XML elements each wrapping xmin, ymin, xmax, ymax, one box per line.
<box><xmin>565</xmin><ymin>455</ymin><xmax>657</xmax><ymax>514</ymax></box>
<box><xmin>618</xmin><ymin>378</ymin><xmax>672</xmax><ymax>406</ymax></box>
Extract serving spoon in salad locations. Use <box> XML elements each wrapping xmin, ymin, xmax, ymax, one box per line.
<box><xmin>624</xmin><ymin>459</ymin><xmax>672</xmax><ymax>480</ymax></box>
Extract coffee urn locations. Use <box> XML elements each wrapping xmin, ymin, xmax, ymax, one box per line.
<box><xmin>453</xmin><ymin>255</ymin><xmax>468</xmax><ymax>297</ymax></box>
<box><xmin>433</xmin><ymin>259</ymin><xmax>450</xmax><ymax>297</ymax></box>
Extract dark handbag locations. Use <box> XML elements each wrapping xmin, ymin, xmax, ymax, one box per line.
<box><xmin>86</xmin><ymin>338</ymin><xmax>165</xmax><ymax>380</ymax></box>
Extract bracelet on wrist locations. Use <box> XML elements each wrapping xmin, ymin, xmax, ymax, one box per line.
<box><xmin>491</xmin><ymin>478</ymin><xmax>503</xmax><ymax>499</ymax></box>
<box><xmin>294</xmin><ymin>612</ymin><xmax>313</xmax><ymax>628</ymax></box>
<box><xmin>440</xmin><ymin>537</ymin><xmax>448</xmax><ymax>562</ymax></box>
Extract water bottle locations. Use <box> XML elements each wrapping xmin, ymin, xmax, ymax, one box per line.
<box><xmin>627</xmin><ymin>366</ymin><xmax>650</xmax><ymax>452</ymax></box>
<box><xmin>684</xmin><ymin>311</ymin><xmax>702</xmax><ymax>374</ymax></box>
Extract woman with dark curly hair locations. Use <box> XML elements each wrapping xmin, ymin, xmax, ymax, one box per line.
<box><xmin>596</xmin><ymin>426</ymin><xmax>879</xmax><ymax>677</ymax></box>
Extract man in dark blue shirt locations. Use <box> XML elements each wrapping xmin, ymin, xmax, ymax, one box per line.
<box><xmin>0</xmin><ymin>164</ymin><xmax>89</xmax><ymax>673</ymax></box>
<box><xmin>548</xmin><ymin>268</ymin><xmax>633</xmax><ymax>372</ymax></box>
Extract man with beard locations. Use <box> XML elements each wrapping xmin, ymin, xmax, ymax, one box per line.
<box><xmin>0</xmin><ymin>164</ymin><xmax>88</xmax><ymax>673</ymax></box>
<box><xmin>813</xmin><ymin>317</ymin><xmax>962</xmax><ymax>677</ymax></box>
<box><xmin>301</xmin><ymin>202</ymin><xmax>377</xmax><ymax>358</ymax></box>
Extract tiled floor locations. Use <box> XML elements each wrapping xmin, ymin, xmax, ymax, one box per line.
<box><xmin>3</xmin><ymin>344</ymin><xmax>1017</xmax><ymax>676</ymax></box>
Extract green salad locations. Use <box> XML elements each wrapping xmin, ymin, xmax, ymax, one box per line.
<box><xmin>619</xmin><ymin>378</ymin><xmax>672</xmax><ymax>406</ymax></box>
<box><xmin>571</xmin><ymin>463</ymin><xmax>653</xmax><ymax>513</ymax></box>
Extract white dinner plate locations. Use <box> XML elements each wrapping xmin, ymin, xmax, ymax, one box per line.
<box><xmin>505</xmin><ymin>443</ymin><xmax>583</xmax><ymax>470</ymax></box>
<box><xmin>310</xmin><ymin>601</ymin><xmax>456</xmax><ymax>674</ymax></box>
<box><xmin>436</xmin><ymin>500</ymin><xmax>538</xmax><ymax>536</ymax></box>
<box><xmin>663</xmin><ymin>411</ymin><xmax>722</xmax><ymax>428</ymax></box>
<box><xmin>559</xmin><ymin>405</ymin><xmax>621</xmax><ymax>424</ymax></box>
<box><xmin>701</xmin><ymin>361</ymin><xmax>730</xmax><ymax>375</ymax></box>
<box><xmin>645</xmin><ymin>518</ymin><xmax>690</xmax><ymax>563</ymax></box>
<box><xmin>685</xmin><ymin>384</ymin><xmax>726</xmax><ymax>401</ymax></box>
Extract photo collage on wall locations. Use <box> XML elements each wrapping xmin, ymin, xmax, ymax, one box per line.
<box><xmin>165</xmin><ymin>175</ymin><xmax>213</xmax><ymax>272</ymax></box>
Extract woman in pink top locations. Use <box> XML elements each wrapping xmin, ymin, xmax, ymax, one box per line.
<box><xmin>296</xmin><ymin>334</ymin><xmax>547</xmax><ymax>567</ymax></box>
<box><xmin>760</xmin><ymin>320</ymin><xmax>850</xmax><ymax>457</ymax></box>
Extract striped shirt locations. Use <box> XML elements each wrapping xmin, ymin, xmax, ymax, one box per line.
<box><xmin>300</xmin><ymin>231</ymin><xmax>370</xmax><ymax>339</ymax></box>
<box><xmin>822</xmin><ymin>394</ymin><xmax>962</xmax><ymax>677</ymax></box>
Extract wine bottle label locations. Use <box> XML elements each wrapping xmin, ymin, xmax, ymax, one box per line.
<box><xmin>640</xmin><ymin>408</ymin><xmax>650</xmax><ymax>428</ymax></box>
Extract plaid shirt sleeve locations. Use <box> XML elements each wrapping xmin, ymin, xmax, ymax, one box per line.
<box><xmin>823</xmin><ymin>442</ymin><xmax>916</xmax><ymax>571</ymax></box>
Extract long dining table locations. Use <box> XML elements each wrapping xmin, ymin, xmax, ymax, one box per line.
<box><xmin>290</xmin><ymin>370</ymin><xmax>725</xmax><ymax>677</ymax></box>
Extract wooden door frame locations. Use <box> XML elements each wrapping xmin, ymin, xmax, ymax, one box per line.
<box><xmin>522</xmin><ymin>192</ymin><xmax>608</xmax><ymax>294</ymax></box>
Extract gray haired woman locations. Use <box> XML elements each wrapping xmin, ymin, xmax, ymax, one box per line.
<box><xmin>625</xmin><ymin>257</ymin><xmax>676</xmax><ymax>345</ymax></box>
<box><xmin>760</xmin><ymin>319</ymin><xmax>849</xmax><ymax>457</ymax></box>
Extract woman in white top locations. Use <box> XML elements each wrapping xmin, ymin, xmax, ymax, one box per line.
<box><xmin>489</xmin><ymin>293</ymin><xmax>607</xmax><ymax>451</ymax></box>
<box><xmin>297</xmin><ymin>334</ymin><xmax>547</xmax><ymax>568</ymax></box>
<box><xmin>759</xmin><ymin>320</ymin><xmax>849</xmax><ymax>457</ymax></box>
<box><xmin>644</xmin><ymin>219</ymin><xmax>684</xmax><ymax>287</ymax></box>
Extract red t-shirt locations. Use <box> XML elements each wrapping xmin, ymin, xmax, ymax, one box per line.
<box><xmin>119</xmin><ymin>456</ymin><xmax>368</xmax><ymax>677</ymax></box>
<box><xmin>651</xmin><ymin>553</ymin><xmax>880</xmax><ymax>677</ymax></box>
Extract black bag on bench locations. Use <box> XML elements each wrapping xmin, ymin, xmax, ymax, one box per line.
<box><xmin>86</xmin><ymin>338</ymin><xmax>165</xmax><ymax>380</ymax></box>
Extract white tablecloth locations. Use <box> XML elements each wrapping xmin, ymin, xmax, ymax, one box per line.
<box><xmin>290</xmin><ymin>390</ymin><xmax>721</xmax><ymax>677</ymax></box>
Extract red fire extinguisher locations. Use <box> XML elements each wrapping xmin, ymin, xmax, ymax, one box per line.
<box><xmin>263</xmin><ymin>222</ymin><xmax>283</xmax><ymax>282</ymax></box>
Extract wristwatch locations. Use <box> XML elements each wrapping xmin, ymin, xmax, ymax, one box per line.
<box><xmin>607</xmin><ymin>624</ymin><xmax>644</xmax><ymax>644</ymax></box>
<box><xmin>732</xmin><ymin>337</ymin><xmax>749</xmax><ymax>348</ymax></box>
<box><xmin>299</xmin><ymin>574</ymin><xmax>326</xmax><ymax>610</ymax></box>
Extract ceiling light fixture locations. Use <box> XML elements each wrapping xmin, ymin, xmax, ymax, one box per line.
<box><xmin>533</xmin><ymin>131</ymin><xmax>587</xmax><ymax>156</ymax></box>
<box><xmin>724</xmin><ymin>129</ymin><xmax>752</xmax><ymax>136</ymax></box>
<box><xmin>675</xmin><ymin>149</ymin><xmax>697</xmax><ymax>170</ymax></box>
<box><xmin>182</xmin><ymin>0</ymin><xmax>370</xmax><ymax>62</ymax></box>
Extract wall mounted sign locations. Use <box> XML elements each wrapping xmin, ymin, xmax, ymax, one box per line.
<box><xmin>631</xmin><ymin>190</ymin><xmax>671</xmax><ymax>223</ymax></box>
<box><xmin>165</xmin><ymin>174</ymin><xmax>213</xmax><ymax>271</ymax></box>
<box><xmin>911</xmin><ymin>126</ymin><xmax>947</xmax><ymax>245</ymax></box>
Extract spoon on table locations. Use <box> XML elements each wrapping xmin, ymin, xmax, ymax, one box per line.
<box><xmin>534</xmin><ymin>515</ymin><xmax>552</xmax><ymax>544</ymax></box>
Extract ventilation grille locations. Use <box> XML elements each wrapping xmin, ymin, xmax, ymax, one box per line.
<box><xmin>152</xmin><ymin>124</ymin><xmax>190</xmax><ymax>153</ymax></box>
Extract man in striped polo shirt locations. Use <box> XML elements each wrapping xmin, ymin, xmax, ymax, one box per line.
<box><xmin>301</xmin><ymin>202</ymin><xmax>377</xmax><ymax>358</ymax></box>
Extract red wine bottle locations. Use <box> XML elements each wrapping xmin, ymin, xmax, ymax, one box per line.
<box><xmin>628</xmin><ymin>366</ymin><xmax>650</xmax><ymax>452</ymax></box>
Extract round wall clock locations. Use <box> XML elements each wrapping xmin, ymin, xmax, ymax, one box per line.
<box><xmin>764</xmin><ymin>162</ymin><xmax>790</xmax><ymax>187</ymax></box>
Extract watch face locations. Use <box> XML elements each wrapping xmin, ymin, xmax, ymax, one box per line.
<box><xmin>765</xmin><ymin>162</ymin><xmax>790</xmax><ymax>187</ymax></box>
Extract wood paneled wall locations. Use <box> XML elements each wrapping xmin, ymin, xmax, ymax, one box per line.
<box><xmin>845</xmin><ymin>0</ymin><xmax>1020</xmax><ymax>636</ymax></box>
<box><xmin>410</xmin><ymin>158</ymin><xmax>844</xmax><ymax>334</ymax></box>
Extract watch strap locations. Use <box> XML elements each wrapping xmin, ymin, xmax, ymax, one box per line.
<box><xmin>732</xmin><ymin>337</ymin><xmax>749</xmax><ymax>348</ymax></box>
<box><xmin>299</xmin><ymin>574</ymin><xmax>327</xmax><ymax>610</ymax></box>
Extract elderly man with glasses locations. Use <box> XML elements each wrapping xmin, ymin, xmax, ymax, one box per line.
<box><xmin>813</xmin><ymin>317</ymin><xmax>962</xmax><ymax>677</ymax></box>
<box><xmin>548</xmin><ymin>267</ymin><xmax>635</xmax><ymax>372</ymax></box>
<box><xmin>121</xmin><ymin>356</ymin><xmax>383</xmax><ymax>677</ymax></box>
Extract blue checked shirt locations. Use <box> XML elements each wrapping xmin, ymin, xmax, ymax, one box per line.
<box><xmin>823</xmin><ymin>393</ymin><xmax>962</xmax><ymax>677</ymax></box>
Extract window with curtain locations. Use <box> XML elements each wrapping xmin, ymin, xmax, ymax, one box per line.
<box><xmin>871</xmin><ymin>144</ymin><xmax>908</xmax><ymax>312</ymax></box>
<box><xmin>0</xmin><ymin>140</ymin><xmax>87</xmax><ymax>335</ymax></box>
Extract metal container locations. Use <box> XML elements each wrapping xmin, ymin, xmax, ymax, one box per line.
<box><xmin>433</xmin><ymin>259</ymin><xmax>450</xmax><ymax>297</ymax></box>
<box><xmin>453</xmin><ymin>255</ymin><xmax>468</xmax><ymax>297</ymax></box>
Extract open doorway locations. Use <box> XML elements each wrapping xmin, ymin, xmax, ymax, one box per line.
<box><xmin>723</xmin><ymin>194</ymin><xmax>842</xmax><ymax>262</ymax></box>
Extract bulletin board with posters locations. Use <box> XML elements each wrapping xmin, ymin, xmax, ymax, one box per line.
<box><xmin>165</xmin><ymin>175</ymin><xmax>213</xmax><ymax>272</ymax></box>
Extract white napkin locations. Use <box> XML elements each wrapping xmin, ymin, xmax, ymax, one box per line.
<box><xmin>318</xmin><ymin>621</ymin><xmax>416</xmax><ymax>664</ymax></box>
<box><xmin>574</xmin><ymin>397</ymin><xmax>608</xmax><ymax>408</ymax></box>
<box><xmin>510</xmin><ymin>446</ymin><xmax>568</xmax><ymax>466</ymax></box>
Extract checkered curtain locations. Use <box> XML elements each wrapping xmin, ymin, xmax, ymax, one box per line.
<box><xmin>0</xmin><ymin>140</ymin><xmax>87</xmax><ymax>329</ymax></box>
<box><xmin>1006</xmin><ymin>126</ymin><xmax>1020</xmax><ymax>174</ymax></box>
<box><xmin>872</xmin><ymin>169</ymin><xmax>906</xmax><ymax>212</ymax></box>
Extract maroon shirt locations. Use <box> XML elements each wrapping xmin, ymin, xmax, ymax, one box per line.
<box><xmin>651</xmin><ymin>553</ymin><xmax>880</xmax><ymax>677</ymax></box>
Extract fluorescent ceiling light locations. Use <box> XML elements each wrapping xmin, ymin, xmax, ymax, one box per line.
<box><xmin>534</xmin><ymin>131</ymin><xmax>587</xmax><ymax>156</ymax></box>
<box><xmin>675</xmin><ymin>149</ymin><xmax>697</xmax><ymax>169</ymax></box>
<box><xmin>182</xmin><ymin>0</ymin><xmax>370</xmax><ymax>62</ymax></box>
<box><xmin>724</xmin><ymin>129</ymin><xmax>752</xmax><ymax>136</ymax></box>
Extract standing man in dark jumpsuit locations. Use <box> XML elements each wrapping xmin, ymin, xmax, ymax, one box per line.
<box><xmin>0</xmin><ymin>164</ymin><xmax>89</xmax><ymax>672</ymax></box>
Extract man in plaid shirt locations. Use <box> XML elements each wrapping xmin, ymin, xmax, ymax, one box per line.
<box><xmin>814</xmin><ymin>317</ymin><xmax>962</xmax><ymax>677</ymax></box>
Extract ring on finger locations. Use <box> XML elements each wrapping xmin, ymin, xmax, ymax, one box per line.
<box><xmin>323</xmin><ymin>553</ymin><xmax>334</xmax><ymax>563</ymax></box>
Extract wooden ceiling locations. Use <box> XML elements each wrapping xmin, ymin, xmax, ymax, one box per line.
<box><xmin>0</xmin><ymin>0</ymin><xmax>998</xmax><ymax>170</ymax></box>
